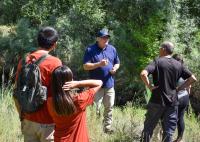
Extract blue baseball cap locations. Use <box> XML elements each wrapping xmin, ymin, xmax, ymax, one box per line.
<box><xmin>97</xmin><ymin>28</ymin><xmax>110</xmax><ymax>37</ymax></box>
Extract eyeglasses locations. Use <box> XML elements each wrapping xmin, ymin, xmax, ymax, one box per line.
<box><xmin>101</xmin><ymin>36</ymin><xmax>109</xmax><ymax>40</ymax></box>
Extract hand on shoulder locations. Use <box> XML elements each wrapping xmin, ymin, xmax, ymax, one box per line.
<box><xmin>62</xmin><ymin>81</ymin><xmax>79</xmax><ymax>91</ymax></box>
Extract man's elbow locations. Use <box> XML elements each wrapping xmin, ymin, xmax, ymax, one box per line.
<box><xmin>83</xmin><ymin>64</ymin><xmax>89</xmax><ymax>70</ymax></box>
<box><xmin>190</xmin><ymin>75</ymin><xmax>197</xmax><ymax>83</ymax></box>
<box><xmin>98</xmin><ymin>80</ymin><xmax>103</xmax><ymax>87</ymax></box>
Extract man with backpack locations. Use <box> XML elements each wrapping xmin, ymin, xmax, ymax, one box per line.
<box><xmin>13</xmin><ymin>27</ymin><xmax>62</xmax><ymax>142</ymax></box>
<box><xmin>140</xmin><ymin>41</ymin><xmax>196</xmax><ymax>142</ymax></box>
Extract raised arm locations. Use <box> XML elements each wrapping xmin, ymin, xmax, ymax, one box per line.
<box><xmin>63</xmin><ymin>80</ymin><xmax>103</xmax><ymax>93</ymax></box>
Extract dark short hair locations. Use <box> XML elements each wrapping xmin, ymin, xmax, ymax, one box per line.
<box><xmin>37</xmin><ymin>27</ymin><xmax>58</xmax><ymax>49</ymax></box>
<box><xmin>160</xmin><ymin>41</ymin><xmax>174</xmax><ymax>54</ymax></box>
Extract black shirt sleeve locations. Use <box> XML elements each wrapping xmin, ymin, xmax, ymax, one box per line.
<box><xmin>145</xmin><ymin>61</ymin><xmax>156</xmax><ymax>75</ymax></box>
<box><xmin>181</xmin><ymin>65</ymin><xmax>192</xmax><ymax>80</ymax></box>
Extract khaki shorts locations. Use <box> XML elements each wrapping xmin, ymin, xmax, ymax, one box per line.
<box><xmin>21</xmin><ymin>119</ymin><xmax>54</xmax><ymax>142</ymax></box>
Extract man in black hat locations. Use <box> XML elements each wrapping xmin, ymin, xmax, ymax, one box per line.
<box><xmin>83</xmin><ymin>28</ymin><xmax>120</xmax><ymax>134</ymax></box>
<box><xmin>140</xmin><ymin>41</ymin><xmax>196</xmax><ymax>142</ymax></box>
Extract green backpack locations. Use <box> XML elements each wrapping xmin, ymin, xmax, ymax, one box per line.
<box><xmin>14</xmin><ymin>54</ymin><xmax>48</xmax><ymax>113</ymax></box>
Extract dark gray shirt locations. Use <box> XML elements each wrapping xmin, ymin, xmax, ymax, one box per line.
<box><xmin>145</xmin><ymin>56</ymin><xmax>192</xmax><ymax>105</ymax></box>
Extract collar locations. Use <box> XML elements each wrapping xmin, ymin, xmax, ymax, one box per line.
<box><xmin>34</xmin><ymin>49</ymin><xmax>49</xmax><ymax>54</ymax></box>
<box><xmin>164</xmin><ymin>55</ymin><xmax>172</xmax><ymax>58</ymax></box>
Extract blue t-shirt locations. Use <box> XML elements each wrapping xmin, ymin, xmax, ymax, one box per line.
<box><xmin>83</xmin><ymin>43</ymin><xmax>120</xmax><ymax>88</ymax></box>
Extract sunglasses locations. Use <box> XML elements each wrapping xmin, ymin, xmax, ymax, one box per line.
<box><xmin>101</xmin><ymin>36</ymin><xmax>110</xmax><ymax>40</ymax></box>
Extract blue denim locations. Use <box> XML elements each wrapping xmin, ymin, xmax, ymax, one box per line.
<box><xmin>177</xmin><ymin>95</ymin><xmax>189</xmax><ymax>139</ymax></box>
<box><xmin>141</xmin><ymin>103</ymin><xmax>178</xmax><ymax>142</ymax></box>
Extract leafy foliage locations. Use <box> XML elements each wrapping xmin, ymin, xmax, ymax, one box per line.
<box><xmin>0</xmin><ymin>0</ymin><xmax>200</xmax><ymax>106</ymax></box>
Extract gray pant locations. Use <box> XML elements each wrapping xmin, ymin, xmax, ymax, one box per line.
<box><xmin>94</xmin><ymin>87</ymin><xmax>115</xmax><ymax>130</ymax></box>
<box><xmin>141</xmin><ymin>103</ymin><xmax>178</xmax><ymax>142</ymax></box>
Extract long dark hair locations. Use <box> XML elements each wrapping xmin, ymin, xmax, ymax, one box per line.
<box><xmin>51</xmin><ymin>65</ymin><xmax>76</xmax><ymax>115</ymax></box>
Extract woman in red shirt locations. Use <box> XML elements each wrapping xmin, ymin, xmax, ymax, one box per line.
<box><xmin>47</xmin><ymin>65</ymin><xmax>102</xmax><ymax>142</ymax></box>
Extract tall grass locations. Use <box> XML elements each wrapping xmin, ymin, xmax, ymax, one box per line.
<box><xmin>0</xmin><ymin>87</ymin><xmax>200</xmax><ymax>142</ymax></box>
<box><xmin>87</xmin><ymin>103</ymin><xmax>145</xmax><ymax>142</ymax></box>
<box><xmin>0</xmin><ymin>87</ymin><xmax>23</xmax><ymax>142</ymax></box>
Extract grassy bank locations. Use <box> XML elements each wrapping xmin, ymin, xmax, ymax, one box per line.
<box><xmin>0</xmin><ymin>88</ymin><xmax>200</xmax><ymax>142</ymax></box>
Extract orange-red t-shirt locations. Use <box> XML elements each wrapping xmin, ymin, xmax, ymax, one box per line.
<box><xmin>47</xmin><ymin>88</ymin><xmax>95</xmax><ymax>142</ymax></box>
<box><xmin>16</xmin><ymin>51</ymin><xmax>62</xmax><ymax>124</ymax></box>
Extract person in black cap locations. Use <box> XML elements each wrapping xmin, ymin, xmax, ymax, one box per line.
<box><xmin>140</xmin><ymin>41</ymin><xmax>196</xmax><ymax>142</ymax></box>
<box><xmin>83</xmin><ymin>28</ymin><xmax>120</xmax><ymax>134</ymax></box>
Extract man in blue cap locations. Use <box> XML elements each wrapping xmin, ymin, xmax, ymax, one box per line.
<box><xmin>83</xmin><ymin>28</ymin><xmax>120</xmax><ymax>134</ymax></box>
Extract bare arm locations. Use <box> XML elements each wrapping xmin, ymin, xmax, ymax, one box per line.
<box><xmin>177</xmin><ymin>75</ymin><xmax>197</xmax><ymax>92</ymax></box>
<box><xmin>140</xmin><ymin>70</ymin><xmax>158</xmax><ymax>91</ymax></box>
<box><xmin>83</xmin><ymin>59</ymin><xmax>108</xmax><ymax>70</ymax></box>
<box><xmin>63</xmin><ymin>80</ymin><xmax>103</xmax><ymax>93</ymax></box>
<box><xmin>83</xmin><ymin>62</ymin><xmax>102</xmax><ymax>70</ymax></box>
<box><xmin>187</xmin><ymin>85</ymin><xmax>191</xmax><ymax>94</ymax></box>
<box><xmin>13</xmin><ymin>84</ymin><xmax>22</xmax><ymax>117</ymax></box>
<box><xmin>113</xmin><ymin>64</ymin><xmax>120</xmax><ymax>70</ymax></box>
<box><xmin>110</xmin><ymin>63</ymin><xmax>120</xmax><ymax>75</ymax></box>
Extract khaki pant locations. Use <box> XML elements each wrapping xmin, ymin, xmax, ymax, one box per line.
<box><xmin>94</xmin><ymin>87</ymin><xmax>115</xmax><ymax>130</ymax></box>
<box><xmin>21</xmin><ymin>119</ymin><xmax>54</xmax><ymax>142</ymax></box>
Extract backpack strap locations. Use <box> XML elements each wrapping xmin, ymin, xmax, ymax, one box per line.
<box><xmin>34</xmin><ymin>54</ymin><xmax>49</xmax><ymax>65</ymax></box>
<box><xmin>21</xmin><ymin>53</ymin><xmax>49</xmax><ymax>66</ymax></box>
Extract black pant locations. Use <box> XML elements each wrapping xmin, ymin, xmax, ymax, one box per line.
<box><xmin>141</xmin><ymin>103</ymin><xmax>178</xmax><ymax>142</ymax></box>
<box><xmin>177</xmin><ymin>95</ymin><xmax>189</xmax><ymax>139</ymax></box>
